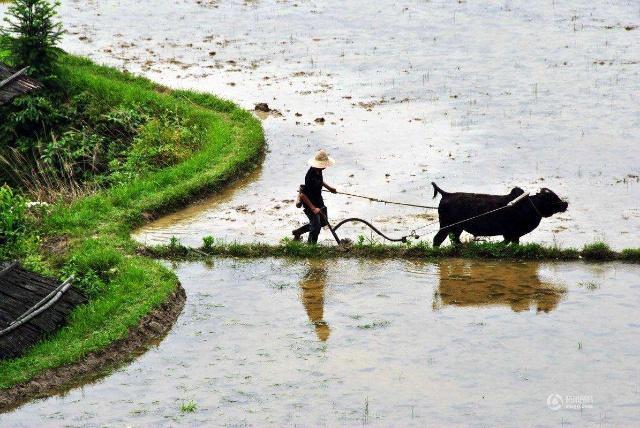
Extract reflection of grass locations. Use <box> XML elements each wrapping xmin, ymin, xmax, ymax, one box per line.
<box><xmin>357</xmin><ymin>320</ymin><xmax>390</xmax><ymax>329</ymax></box>
<box><xmin>144</xmin><ymin>239</ymin><xmax>640</xmax><ymax>263</ymax></box>
<box><xmin>578</xmin><ymin>281</ymin><xmax>599</xmax><ymax>290</ymax></box>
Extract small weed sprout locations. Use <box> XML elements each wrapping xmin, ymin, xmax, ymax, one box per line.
<box><xmin>180</xmin><ymin>400</ymin><xmax>197</xmax><ymax>413</ymax></box>
<box><xmin>169</xmin><ymin>236</ymin><xmax>180</xmax><ymax>249</ymax></box>
<box><xmin>202</xmin><ymin>235</ymin><xmax>214</xmax><ymax>250</ymax></box>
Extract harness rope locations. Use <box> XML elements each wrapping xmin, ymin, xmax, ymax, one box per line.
<box><xmin>324</xmin><ymin>189</ymin><xmax>439</xmax><ymax>210</ymax></box>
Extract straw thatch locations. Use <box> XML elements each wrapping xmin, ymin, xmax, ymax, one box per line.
<box><xmin>0</xmin><ymin>262</ymin><xmax>86</xmax><ymax>359</ymax></box>
<box><xmin>0</xmin><ymin>63</ymin><xmax>43</xmax><ymax>105</ymax></box>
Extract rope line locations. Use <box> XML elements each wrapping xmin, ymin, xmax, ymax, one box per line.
<box><xmin>326</xmin><ymin>189</ymin><xmax>438</xmax><ymax>210</ymax></box>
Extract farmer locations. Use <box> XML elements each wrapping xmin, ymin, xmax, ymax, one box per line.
<box><xmin>292</xmin><ymin>150</ymin><xmax>337</xmax><ymax>244</ymax></box>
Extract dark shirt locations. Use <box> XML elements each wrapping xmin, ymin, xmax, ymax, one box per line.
<box><xmin>303</xmin><ymin>167</ymin><xmax>324</xmax><ymax>208</ymax></box>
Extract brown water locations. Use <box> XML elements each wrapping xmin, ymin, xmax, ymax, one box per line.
<box><xmin>4</xmin><ymin>0</ymin><xmax>635</xmax><ymax>248</ymax></box>
<box><xmin>1</xmin><ymin>259</ymin><xmax>638</xmax><ymax>426</ymax></box>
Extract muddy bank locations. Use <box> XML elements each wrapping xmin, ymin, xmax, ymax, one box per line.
<box><xmin>0</xmin><ymin>285</ymin><xmax>186</xmax><ymax>413</ymax></box>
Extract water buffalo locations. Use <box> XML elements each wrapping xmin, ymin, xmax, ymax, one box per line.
<box><xmin>431</xmin><ymin>182</ymin><xmax>568</xmax><ymax>247</ymax></box>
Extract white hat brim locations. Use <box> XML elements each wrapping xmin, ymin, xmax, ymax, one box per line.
<box><xmin>308</xmin><ymin>156</ymin><xmax>335</xmax><ymax>168</ymax></box>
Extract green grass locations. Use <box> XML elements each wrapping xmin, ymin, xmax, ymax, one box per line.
<box><xmin>581</xmin><ymin>241</ymin><xmax>617</xmax><ymax>261</ymax></box>
<box><xmin>0</xmin><ymin>53</ymin><xmax>264</xmax><ymax>389</ymax></box>
<box><xmin>180</xmin><ymin>400</ymin><xmax>198</xmax><ymax>413</ymax></box>
<box><xmin>144</xmin><ymin>239</ymin><xmax>640</xmax><ymax>262</ymax></box>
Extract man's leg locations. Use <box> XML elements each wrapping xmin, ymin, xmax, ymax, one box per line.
<box><xmin>293</xmin><ymin>209</ymin><xmax>316</xmax><ymax>240</ymax></box>
<box><xmin>308</xmin><ymin>214</ymin><xmax>322</xmax><ymax>244</ymax></box>
<box><xmin>308</xmin><ymin>207</ymin><xmax>327</xmax><ymax>244</ymax></box>
<box><xmin>292</xmin><ymin>224</ymin><xmax>310</xmax><ymax>240</ymax></box>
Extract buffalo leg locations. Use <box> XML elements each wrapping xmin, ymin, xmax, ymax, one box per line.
<box><xmin>503</xmin><ymin>235</ymin><xmax>520</xmax><ymax>244</ymax></box>
<box><xmin>433</xmin><ymin>229</ymin><xmax>448</xmax><ymax>247</ymax></box>
<box><xmin>450</xmin><ymin>229</ymin><xmax>463</xmax><ymax>245</ymax></box>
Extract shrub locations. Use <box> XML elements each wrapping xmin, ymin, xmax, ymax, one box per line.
<box><xmin>0</xmin><ymin>185</ymin><xmax>28</xmax><ymax>246</ymax></box>
<box><xmin>0</xmin><ymin>95</ymin><xmax>65</xmax><ymax>151</ymax></box>
<box><xmin>0</xmin><ymin>0</ymin><xmax>64</xmax><ymax>78</ymax></box>
<box><xmin>61</xmin><ymin>239</ymin><xmax>123</xmax><ymax>298</ymax></box>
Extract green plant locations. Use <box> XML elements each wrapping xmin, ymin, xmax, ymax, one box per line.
<box><xmin>180</xmin><ymin>400</ymin><xmax>197</xmax><ymax>413</ymax></box>
<box><xmin>0</xmin><ymin>0</ymin><xmax>64</xmax><ymax>78</ymax></box>
<box><xmin>60</xmin><ymin>239</ymin><xmax>123</xmax><ymax>298</ymax></box>
<box><xmin>620</xmin><ymin>248</ymin><xmax>640</xmax><ymax>262</ymax></box>
<box><xmin>0</xmin><ymin>95</ymin><xmax>64</xmax><ymax>153</ymax></box>
<box><xmin>202</xmin><ymin>235</ymin><xmax>214</xmax><ymax>250</ymax></box>
<box><xmin>0</xmin><ymin>184</ymin><xmax>27</xmax><ymax>246</ymax></box>
<box><xmin>582</xmin><ymin>241</ymin><xmax>615</xmax><ymax>261</ymax></box>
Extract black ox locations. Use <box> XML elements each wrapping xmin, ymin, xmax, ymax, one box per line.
<box><xmin>431</xmin><ymin>182</ymin><xmax>568</xmax><ymax>247</ymax></box>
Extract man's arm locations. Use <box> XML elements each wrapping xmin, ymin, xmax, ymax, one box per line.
<box><xmin>298</xmin><ymin>192</ymin><xmax>321</xmax><ymax>214</ymax></box>
<box><xmin>323</xmin><ymin>182</ymin><xmax>337</xmax><ymax>193</ymax></box>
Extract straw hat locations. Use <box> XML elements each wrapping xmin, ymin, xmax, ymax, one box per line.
<box><xmin>308</xmin><ymin>150</ymin><xmax>335</xmax><ymax>168</ymax></box>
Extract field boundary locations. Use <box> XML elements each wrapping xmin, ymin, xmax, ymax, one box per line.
<box><xmin>141</xmin><ymin>240</ymin><xmax>640</xmax><ymax>263</ymax></box>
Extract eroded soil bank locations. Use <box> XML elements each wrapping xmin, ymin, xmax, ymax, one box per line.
<box><xmin>1</xmin><ymin>259</ymin><xmax>638</xmax><ymax>426</ymax></box>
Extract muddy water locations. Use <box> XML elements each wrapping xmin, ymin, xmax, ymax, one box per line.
<box><xmin>6</xmin><ymin>0</ymin><xmax>635</xmax><ymax>248</ymax></box>
<box><xmin>1</xmin><ymin>259</ymin><xmax>638</xmax><ymax>426</ymax></box>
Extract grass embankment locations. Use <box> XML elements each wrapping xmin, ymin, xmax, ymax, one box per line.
<box><xmin>146</xmin><ymin>239</ymin><xmax>640</xmax><ymax>262</ymax></box>
<box><xmin>0</xmin><ymin>54</ymin><xmax>264</xmax><ymax>388</ymax></box>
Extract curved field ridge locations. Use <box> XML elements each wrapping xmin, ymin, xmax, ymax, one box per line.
<box><xmin>0</xmin><ymin>54</ymin><xmax>265</xmax><ymax>391</ymax></box>
<box><xmin>145</xmin><ymin>240</ymin><xmax>640</xmax><ymax>263</ymax></box>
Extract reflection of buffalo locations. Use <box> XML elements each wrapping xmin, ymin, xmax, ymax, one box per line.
<box><xmin>433</xmin><ymin>260</ymin><xmax>565</xmax><ymax>313</ymax></box>
<box><xmin>299</xmin><ymin>260</ymin><xmax>331</xmax><ymax>341</ymax></box>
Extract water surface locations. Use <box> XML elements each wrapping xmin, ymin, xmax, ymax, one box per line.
<box><xmin>2</xmin><ymin>259</ymin><xmax>638</xmax><ymax>426</ymax></box>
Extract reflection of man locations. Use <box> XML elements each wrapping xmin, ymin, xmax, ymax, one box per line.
<box><xmin>433</xmin><ymin>260</ymin><xmax>565</xmax><ymax>313</ymax></box>
<box><xmin>299</xmin><ymin>260</ymin><xmax>330</xmax><ymax>341</ymax></box>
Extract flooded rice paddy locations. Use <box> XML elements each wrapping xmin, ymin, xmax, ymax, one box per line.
<box><xmin>19</xmin><ymin>0</ymin><xmax>637</xmax><ymax>248</ymax></box>
<box><xmin>2</xmin><ymin>259</ymin><xmax>639</xmax><ymax>426</ymax></box>
<box><xmin>2</xmin><ymin>0</ymin><xmax>640</xmax><ymax>424</ymax></box>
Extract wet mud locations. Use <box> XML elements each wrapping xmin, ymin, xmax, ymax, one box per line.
<box><xmin>1</xmin><ymin>259</ymin><xmax>638</xmax><ymax>426</ymax></box>
<box><xmin>3</xmin><ymin>0</ymin><xmax>634</xmax><ymax>248</ymax></box>
<box><xmin>61</xmin><ymin>0</ymin><xmax>636</xmax><ymax>249</ymax></box>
